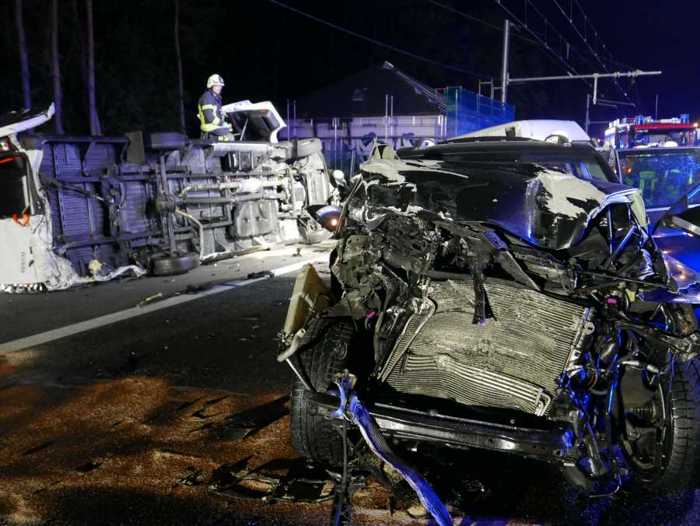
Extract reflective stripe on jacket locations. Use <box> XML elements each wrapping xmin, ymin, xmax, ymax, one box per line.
<box><xmin>197</xmin><ymin>90</ymin><xmax>225</xmax><ymax>133</ymax></box>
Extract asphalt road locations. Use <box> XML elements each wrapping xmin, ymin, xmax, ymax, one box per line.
<box><xmin>1</xmin><ymin>243</ymin><xmax>700</xmax><ymax>525</ymax></box>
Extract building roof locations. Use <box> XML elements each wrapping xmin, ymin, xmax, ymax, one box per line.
<box><xmin>294</xmin><ymin>62</ymin><xmax>445</xmax><ymax>120</ymax></box>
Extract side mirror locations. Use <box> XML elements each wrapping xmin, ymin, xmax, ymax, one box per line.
<box><xmin>651</xmin><ymin>183</ymin><xmax>700</xmax><ymax>236</ymax></box>
<box><xmin>307</xmin><ymin>204</ymin><xmax>342</xmax><ymax>232</ymax></box>
<box><xmin>665</xmin><ymin>206</ymin><xmax>700</xmax><ymax>236</ymax></box>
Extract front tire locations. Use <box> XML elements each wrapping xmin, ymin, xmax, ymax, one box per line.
<box><xmin>622</xmin><ymin>358</ymin><xmax>700</xmax><ymax>493</ymax></box>
<box><xmin>290</xmin><ymin>320</ymin><xmax>354</xmax><ymax>467</ymax></box>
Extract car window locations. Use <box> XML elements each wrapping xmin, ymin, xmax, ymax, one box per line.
<box><xmin>520</xmin><ymin>155</ymin><xmax>611</xmax><ymax>182</ymax></box>
<box><xmin>579</xmin><ymin>159</ymin><xmax>609</xmax><ymax>182</ymax></box>
<box><xmin>620</xmin><ymin>150</ymin><xmax>700</xmax><ymax>208</ymax></box>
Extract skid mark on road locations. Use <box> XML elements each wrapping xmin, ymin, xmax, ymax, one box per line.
<box><xmin>0</xmin><ymin>256</ymin><xmax>326</xmax><ymax>354</ymax></box>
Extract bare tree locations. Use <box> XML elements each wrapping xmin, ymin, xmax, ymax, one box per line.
<box><xmin>86</xmin><ymin>0</ymin><xmax>101</xmax><ymax>135</ymax></box>
<box><xmin>51</xmin><ymin>0</ymin><xmax>65</xmax><ymax>134</ymax></box>
<box><xmin>15</xmin><ymin>0</ymin><xmax>31</xmax><ymax>110</ymax></box>
<box><xmin>71</xmin><ymin>0</ymin><xmax>89</xmax><ymax>120</ymax></box>
<box><xmin>174</xmin><ymin>0</ymin><xmax>186</xmax><ymax>133</ymax></box>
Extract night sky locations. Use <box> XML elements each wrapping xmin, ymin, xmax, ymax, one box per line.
<box><xmin>585</xmin><ymin>1</ymin><xmax>699</xmax><ymax>122</ymax></box>
<box><xmin>1</xmin><ymin>0</ymin><xmax>697</xmax><ymax>138</ymax></box>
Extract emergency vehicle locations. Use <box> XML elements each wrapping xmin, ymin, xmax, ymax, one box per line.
<box><xmin>604</xmin><ymin>115</ymin><xmax>699</xmax><ymax>149</ymax></box>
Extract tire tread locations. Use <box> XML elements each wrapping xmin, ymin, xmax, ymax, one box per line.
<box><xmin>290</xmin><ymin>320</ymin><xmax>354</xmax><ymax>466</ymax></box>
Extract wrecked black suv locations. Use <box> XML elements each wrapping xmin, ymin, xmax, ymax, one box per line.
<box><xmin>280</xmin><ymin>137</ymin><xmax>700</xmax><ymax>497</ymax></box>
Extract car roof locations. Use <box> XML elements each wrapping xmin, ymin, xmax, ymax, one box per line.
<box><xmin>396</xmin><ymin>139</ymin><xmax>617</xmax><ymax>183</ymax></box>
<box><xmin>451</xmin><ymin>119</ymin><xmax>590</xmax><ymax>142</ymax></box>
<box><xmin>400</xmin><ymin>139</ymin><xmax>601</xmax><ymax>160</ymax></box>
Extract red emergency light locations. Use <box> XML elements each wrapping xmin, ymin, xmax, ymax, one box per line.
<box><xmin>632</xmin><ymin>122</ymin><xmax>696</xmax><ymax>132</ymax></box>
<box><xmin>0</xmin><ymin>155</ymin><xmax>20</xmax><ymax>165</ymax></box>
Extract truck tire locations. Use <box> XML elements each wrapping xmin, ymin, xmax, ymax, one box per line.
<box><xmin>147</xmin><ymin>132</ymin><xmax>187</xmax><ymax>151</ymax></box>
<box><xmin>151</xmin><ymin>253</ymin><xmax>199</xmax><ymax>276</ymax></box>
<box><xmin>293</xmin><ymin>138</ymin><xmax>322</xmax><ymax>159</ymax></box>
<box><xmin>291</xmin><ymin>320</ymin><xmax>354</xmax><ymax>467</ymax></box>
<box><xmin>623</xmin><ymin>357</ymin><xmax>700</xmax><ymax>494</ymax></box>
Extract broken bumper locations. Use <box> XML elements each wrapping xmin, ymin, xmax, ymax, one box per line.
<box><xmin>307</xmin><ymin>390</ymin><xmax>568</xmax><ymax>461</ymax></box>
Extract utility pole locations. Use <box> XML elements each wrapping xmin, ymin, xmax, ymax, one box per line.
<box><xmin>174</xmin><ymin>0</ymin><xmax>186</xmax><ymax>134</ymax></box>
<box><xmin>500</xmin><ymin>19</ymin><xmax>510</xmax><ymax>104</ymax></box>
<box><xmin>585</xmin><ymin>94</ymin><xmax>591</xmax><ymax>135</ymax></box>
<box><xmin>655</xmin><ymin>94</ymin><xmax>660</xmax><ymax>120</ymax></box>
<box><xmin>15</xmin><ymin>0</ymin><xmax>31</xmax><ymax>110</ymax></box>
<box><xmin>86</xmin><ymin>0</ymin><xmax>101</xmax><ymax>135</ymax></box>
<box><xmin>51</xmin><ymin>0</ymin><xmax>65</xmax><ymax>134</ymax></box>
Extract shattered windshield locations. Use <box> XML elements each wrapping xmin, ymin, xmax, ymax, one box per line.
<box><xmin>620</xmin><ymin>149</ymin><xmax>700</xmax><ymax>208</ymax></box>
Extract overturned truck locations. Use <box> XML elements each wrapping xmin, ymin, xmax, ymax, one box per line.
<box><xmin>0</xmin><ymin>102</ymin><xmax>337</xmax><ymax>292</ymax></box>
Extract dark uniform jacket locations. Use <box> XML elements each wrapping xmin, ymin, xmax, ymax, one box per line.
<box><xmin>197</xmin><ymin>90</ymin><xmax>227</xmax><ymax>135</ymax></box>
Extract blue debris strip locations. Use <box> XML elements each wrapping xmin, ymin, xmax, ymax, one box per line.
<box><xmin>330</xmin><ymin>372</ymin><xmax>542</xmax><ymax>526</ymax></box>
<box><xmin>332</xmin><ymin>372</ymin><xmax>453</xmax><ymax>526</ymax></box>
<box><xmin>454</xmin><ymin>519</ymin><xmax>533</xmax><ymax>526</ymax></box>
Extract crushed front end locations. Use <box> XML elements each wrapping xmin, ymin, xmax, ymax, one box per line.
<box><xmin>282</xmin><ymin>142</ymin><xmax>700</xmax><ymax>497</ymax></box>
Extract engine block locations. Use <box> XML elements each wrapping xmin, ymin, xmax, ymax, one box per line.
<box><xmin>382</xmin><ymin>278</ymin><xmax>591</xmax><ymax>416</ymax></box>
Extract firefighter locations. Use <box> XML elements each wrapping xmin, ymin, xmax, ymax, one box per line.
<box><xmin>198</xmin><ymin>74</ymin><xmax>235</xmax><ymax>142</ymax></box>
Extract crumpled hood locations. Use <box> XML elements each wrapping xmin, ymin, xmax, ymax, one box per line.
<box><xmin>360</xmin><ymin>157</ymin><xmax>645</xmax><ymax>251</ymax></box>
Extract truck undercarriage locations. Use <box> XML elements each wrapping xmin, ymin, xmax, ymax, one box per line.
<box><xmin>0</xmin><ymin>103</ymin><xmax>337</xmax><ymax>291</ymax></box>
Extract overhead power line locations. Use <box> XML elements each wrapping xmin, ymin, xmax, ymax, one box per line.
<box><xmin>570</xmin><ymin>0</ymin><xmax>630</xmax><ymax>68</ymax></box>
<box><xmin>265</xmin><ymin>0</ymin><xmax>487</xmax><ymax>79</ymax></box>
<box><xmin>504</xmin><ymin>0</ymin><xmax>609</xmax><ymax>74</ymax></box>
<box><xmin>549</xmin><ymin>0</ymin><xmax>632</xmax><ymax>102</ymax></box>
<box><xmin>429</xmin><ymin>0</ymin><xmax>586</xmax><ymax>62</ymax></box>
<box><xmin>429</xmin><ymin>0</ymin><xmax>599</xmax><ymax>89</ymax></box>
<box><xmin>492</xmin><ymin>1</ymin><xmax>589</xmax><ymax>81</ymax></box>
<box><xmin>491</xmin><ymin>0</ymin><xmax>641</xmax><ymax>106</ymax></box>
<box><xmin>427</xmin><ymin>0</ymin><xmax>517</xmax><ymax>35</ymax></box>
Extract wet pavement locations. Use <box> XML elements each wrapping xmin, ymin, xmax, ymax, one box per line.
<box><xmin>1</xmin><ymin>242</ymin><xmax>700</xmax><ymax>525</ymax></box>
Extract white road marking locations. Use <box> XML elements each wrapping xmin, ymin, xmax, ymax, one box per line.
<box><xmin>0</xmin><ymin>256</ymin><xmax>326</xmax><ymax>354</ymax></box>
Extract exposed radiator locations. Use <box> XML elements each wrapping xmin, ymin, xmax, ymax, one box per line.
<box><xmin>382</xmin><ymin>279</ymin><xmax>591</xmax><ymax>416</ymax></box>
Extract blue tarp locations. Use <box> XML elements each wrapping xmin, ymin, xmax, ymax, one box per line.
<box><xmin>443</xmin><ymin>86</ymin><xmax>515</xmax><ymax>138</ymax></box>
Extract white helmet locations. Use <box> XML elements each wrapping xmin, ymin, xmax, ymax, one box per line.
<box><xmin>206</xmin><ymin>74</ymin><xmax>225</xmax><ymax>88</ymax></box>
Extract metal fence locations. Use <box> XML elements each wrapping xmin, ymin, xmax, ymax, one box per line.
<box><xmin>282</xmin><ymin>85</ymin><xmax>516</xmax><ymax>176</ymax></box>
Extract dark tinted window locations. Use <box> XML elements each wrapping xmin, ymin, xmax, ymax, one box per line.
<box><xmin>0</xmin><ymin>154</ymin><xmax>27</xmax><ymax>218</ymax></box>
<box><xmin>519</xmin><ymin>154</ymin><xmax>610</xmax><ymax>182</ymax></box>
<box><xmin>435</xmin><ymin>148</ymin><xmax>615</xmax><ymax>182</ymax></box>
